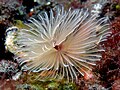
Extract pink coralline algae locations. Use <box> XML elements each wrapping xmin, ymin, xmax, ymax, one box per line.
<box><xmin>96</xmin><ymin>17</ymin><xmax>120</xmax><ymax>88</ymax></box>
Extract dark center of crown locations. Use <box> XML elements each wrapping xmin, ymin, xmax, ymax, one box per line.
<box><xmin>54</xmin><ymin>44</ymin><xmax>62</xmax><ymax>51</ymax></box>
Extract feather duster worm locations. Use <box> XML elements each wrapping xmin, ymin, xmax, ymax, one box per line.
<box><xmin>11</xmin><ymin>6</ymin><xmax>110</xmax><ymax>81</ymax></box>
